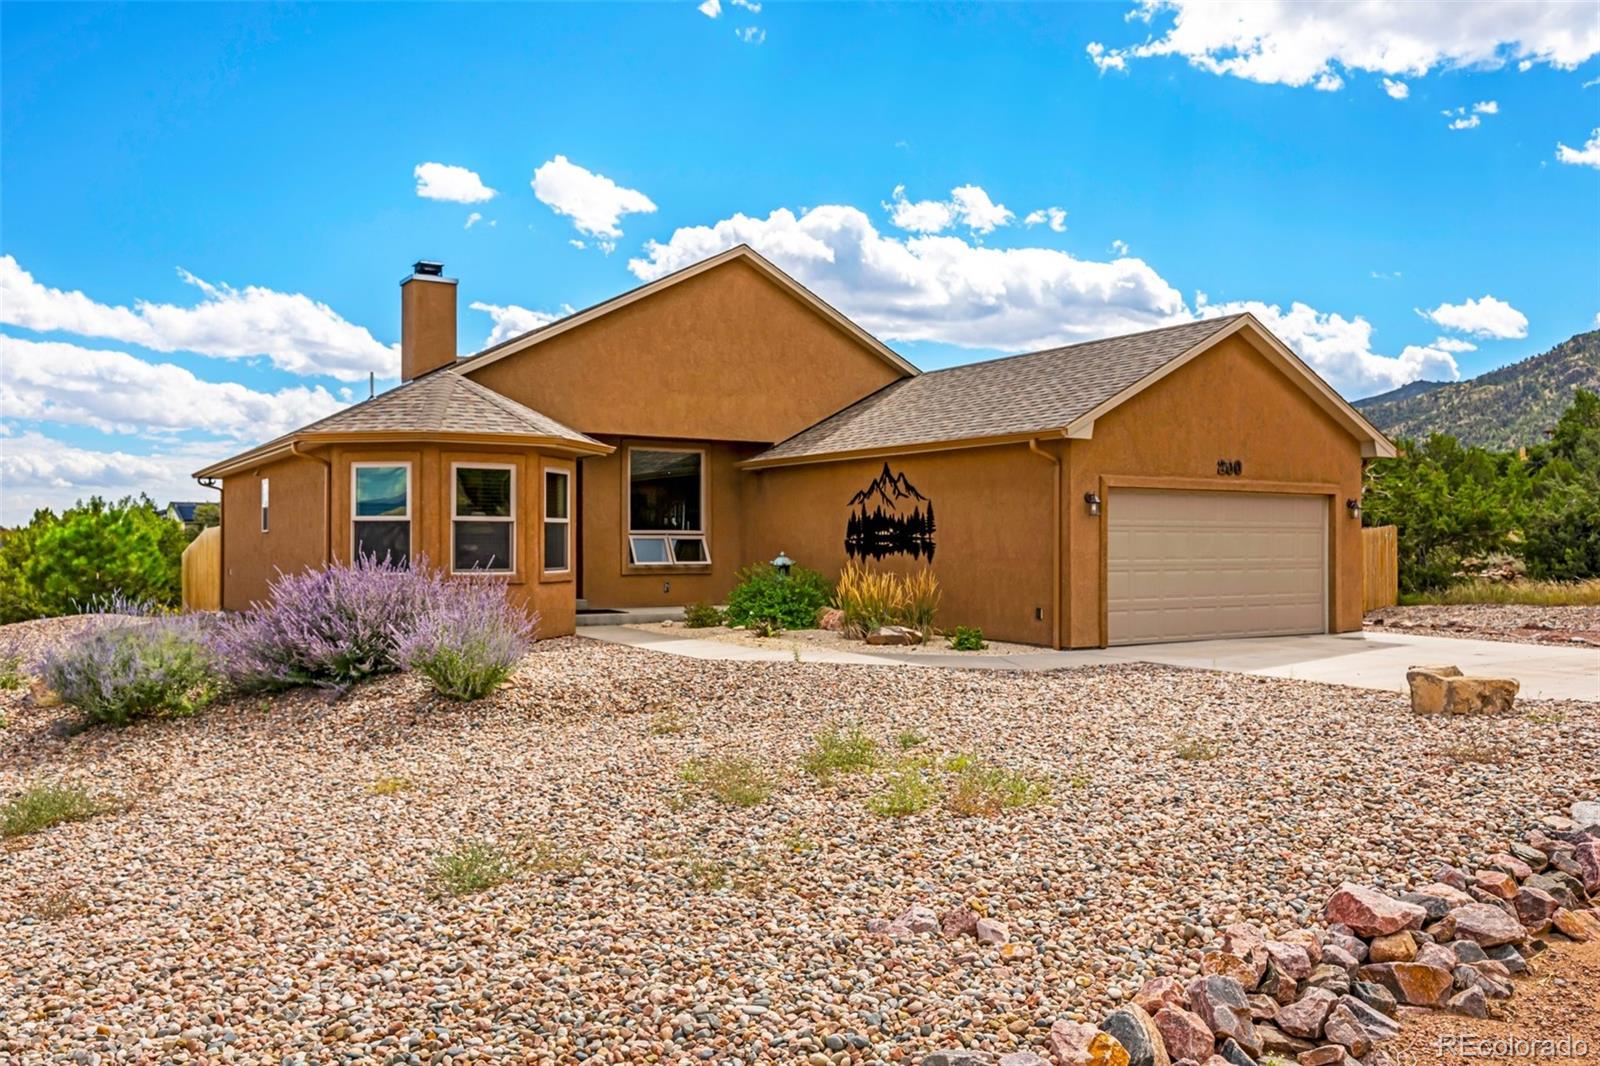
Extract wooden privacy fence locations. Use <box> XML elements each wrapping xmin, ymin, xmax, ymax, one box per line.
<box><xmin>1362</xmin><ymin>525</ymin><xmax>1398</xmax><ymax>612</ymax></box>
<box><xmin>181</xmin><ymin>526</ymin><xmax>221</xmax><ymax>612</ymax></box>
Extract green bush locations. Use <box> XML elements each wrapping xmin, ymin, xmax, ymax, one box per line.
<box><xmin>0</xmin><ymin>496</ymin><xmax>189</xmax><ymax>624</ymax></box>
<box><xmin>2</xmin><ymin>783</ymin><xmax>105</xmax><ymax>837</ymax></box>
<box><xmin>948</xmin><ymin>626</ymin><xmax>986</xmax><ymax>651</ymax></box>
<box><xmin>433</xmin><ymin>839</ymin><xmax>519</xmax><ymax>896</ymax></box>
<box><xmin>41</xmin><ymin>618</ymin><xmax>220</xmax><ymax>727</ymax></box>
<box><xmin>683</xmin><ymin>602</ymin><xmax>725</xmax><ymax>628</ymax></box>
<box><xmin>723</xmin><ymin>563</ymin><xmax>831</xmax><ymax>630</ymax></box>
<box><xmin>801</xmin><ymin>728</ymin><xmax>880</xmax><ymax>781</ymax></box>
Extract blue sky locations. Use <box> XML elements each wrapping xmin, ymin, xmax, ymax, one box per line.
<box><xmin>3</xmin><ymin>1</ymin><xmax>1599</xmax><ymax>523</ymax></box>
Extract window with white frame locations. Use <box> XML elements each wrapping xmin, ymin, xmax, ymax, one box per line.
<box><xmin>352</xmin><ymin>463</ymin><xmax>411</xmax><ymax>565</ymax></box>
<box><xmin>627</xmin><ymin>448</ymin><xmax>708</xmax><ymax>565</ymax></box>
<box><xmin>260</xmin><ymin>477</ymin><xmax>270</xmax><ymax>533</ymax></box>
<box><xmin>543</xmin><ymin>467</ymin><xmax>571</xmax><ymax>574</ymax></box>
<box><xmin>453</xmin><ymin>464</ymin><xmax>515</xmax><ymax>572</ymax></box>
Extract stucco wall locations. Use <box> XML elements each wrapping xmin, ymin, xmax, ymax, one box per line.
<box><xmin>464</xmin><ymin>258</ymin><xmax>907</xmax><ymax>444</ymax></box>
<box><xmin>220</xmin><ymin>454</ymin><xmax>328</xmax><ymax>611</ymax></box>
<box><xmin>742</xmin><ymin>444</ymin><xmax>1062</xmax><ymax>646</ymax></box>
<box><xmin>1062</xmin><ymin>333</ymin><xmax>1365</xmax><ymax>647</ymax></box>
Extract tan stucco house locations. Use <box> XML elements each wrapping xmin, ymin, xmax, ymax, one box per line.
<box><xmin>194</xmin><ymin>246</ymin><xmax>1395</xmax><ymax>648</ymax></box>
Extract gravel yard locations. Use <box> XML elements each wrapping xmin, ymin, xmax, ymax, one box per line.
<box><xmin>627</xmin><ymin>622</ymin><xmax>1042</xmax><ymax>656</ymax></box>
<box><xmin>3</xmin><ymin>629</ymin><xmax>1599</xmax><ymax>1064</ymax></box>
<box><xmin>1367</xmin><ymin>603</ymin><xmax>1600</xmax><ymax>647</ymax></box>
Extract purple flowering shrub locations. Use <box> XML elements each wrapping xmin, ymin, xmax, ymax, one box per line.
<box><xmin>210</xmin><ymin>556</ymin><xmax>442</xmax><ymax>692</ymax></box>
<box><xmin>41</xmin><ymin>615</ymin><xmax>220</xmax><ymax>727</ymax></box>
<box><xmin>395</xmin><ymin>579</ymin><xmax>537</xmax><ymax>701</ymax></box>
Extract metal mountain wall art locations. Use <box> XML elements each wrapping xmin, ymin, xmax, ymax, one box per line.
<box><xmin>844</xmin><ymin>462</ymin><xmax>936</xmax><ymax>561</ymax></box>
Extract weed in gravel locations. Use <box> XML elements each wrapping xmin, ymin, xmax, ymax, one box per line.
<box><xmin>33</xmin><ymin>888</ymin><xmax>89</xmax><ymax>919</ymax></box>
<box><xmin>1443</xmin><ymin>742</ymin><xmax>1510</xmax><ymax>765</ymax></box>
<box><xmin>519</xmin><ymin>837</ymin><xmax>589</xmax><ymax>876</ymax></box>
<box><xmin>781</xmin><ymin>831</ymin><xmax>820</xmax><ymax>853</ymax></box>
<box><xmin>433</xmin><ymin>840</ymin><xmax>519</xmax><ymax>896</ymax></box>
<box><xmin>0</xmin><ymin>645</ymin><xmax>25</xmax><ymax>689</ymax></box>
<box><xmin>895</xmin><ymin>730</ymin><xmax>927</xmax><ymax>750</ymax></box>
<box><xmin>867</xmin><ymin>764</ymin><xmax>938</xmax><ymax>817</ymax></box>
<box><xmin>945</xmin><ymin>759</ymin><xmax>1049</xmax><ymax>817</ymax></box>
<box><xmin>801</xmin><ymin>727</ymin><xmax>880</xmax><ymax>781</ymax></box>
<box><xmin>1172</xmin><ymin>735</ymin><xmax>1224</xmax><ymax>761</ymax></box>
<box><xmin>368</xmin><ymin>776</ymin><xmax>411</xmax><ymax>796</ymax></box>
<box><xmin>681</xmin><ymin>855</ymin><xmax>729</xmax><ymax>890</ymax></box>
<box><xmin>1527</xmin><ymin>709</ymin><xmax>1566</xmax><ymax>725</ymax></box>
<box><xmin>2</xmin><ymin>783</ymin><xmax>105</xmax><ymax>838</ymax></box>
<box><xmin>649</xmin><ymin>709</ymin><xmax>689</xmax><ymax>735</ymax></box>
<box><xmin>680</xmin><ymin>756</ymin><xmax>774</xmax><ymax>807</ymax></box>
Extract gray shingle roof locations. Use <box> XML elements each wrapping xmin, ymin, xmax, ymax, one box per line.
<box><xmin>751</xmin><ymin>316</ymin><xmax>1244</xmax><ymax>464</ymax></box>
<box><xmin>293</xmin><ymin>371</ymin><xmax>598</xmax><ymax>443</ymax></box>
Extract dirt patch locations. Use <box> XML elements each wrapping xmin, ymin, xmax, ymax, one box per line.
<box><xmin>1387</xmin><ymin>938</ymin><xmax>1600</xmax><ymax>1065</ymax></box>
<box><xmin>1366</xmin><ymin>604</ymin><xmax>1600</xmax><ymax>648</ymax></box>
<box><xmin>630</xmin><ymin>621</ymin><xmax>1044</xmax><ymax>655</ymax></box>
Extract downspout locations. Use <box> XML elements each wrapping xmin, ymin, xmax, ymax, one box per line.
<box><xmin>290</xmin><ymin>440</ymin><xmax>334</xmax><ymax>562</ymax></box>
<box><xmin>1027</xmin><ymin>437</ymin><xmax>1063</xmax><ymax>650</ymax></box>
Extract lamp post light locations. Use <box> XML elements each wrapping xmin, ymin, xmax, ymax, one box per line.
<box><xmin>772</xmin><ymin>550</ymin><xmax>794</xmax><ymax>579</ymax></box>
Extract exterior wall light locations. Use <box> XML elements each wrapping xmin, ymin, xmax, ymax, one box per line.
<box><xmin>1346</xmin><ymin>498</ymin><xmax>1361</xmax><ymax>520</ymax></box>
<box><xmin>1084</xmin><ymin>492</ymin><xmax>1102</xmax><ymax>517</ymax></box>
<box><xmin>771</xmin><ymin>550</ymin><xmax>794</xmax><ymax>578</ymax></box>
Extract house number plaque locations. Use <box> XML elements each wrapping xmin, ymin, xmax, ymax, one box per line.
<box><xmin>1216</xmin><ymin>459</ymin><xmax>1243</xmax><ymax>476</ymax></box>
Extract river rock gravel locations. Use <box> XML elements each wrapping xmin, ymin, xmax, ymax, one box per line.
<box><xmin>3</xmin><ymin>633</ymin><xmax>1597</xmax><ymax>1064</ymax></box>
<box><xmin>1366</xmin><ymin>604</ymin><xmax>1600</xmax><ymax>646</ymax></box>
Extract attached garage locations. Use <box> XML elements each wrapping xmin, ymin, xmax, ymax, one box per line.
<box><xmin>1107</xmin><ymin>489</ymin><xmax>1328</xmax><ymax>645</ymax></box>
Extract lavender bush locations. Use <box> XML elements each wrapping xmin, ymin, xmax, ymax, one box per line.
<box><xmin>395</xmin><ymin>579</ymin><xmax>537</xmax><ymax>700</ymax></box>
<box><xmin>41</xmin><ymin>615</ymin><xmax>220</xmax><ymax>727</ymax></box>
<box><xmin>210</xmin><ymin>556</ymin><xmax>441</xmax><ymax>692</ymax></box>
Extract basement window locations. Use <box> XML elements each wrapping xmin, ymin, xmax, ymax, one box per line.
<box><xmin>452</xmin><ymin>464</ymin><xmax>515</xmax><ymax>573</ymax></box>
<box><xmin>627</xmin><ymin>448</ymin><xmax>709</xmax><ymax>566</ymax></box>
<box><xmin>352</xmin><ymin>462</ymin><xmax>411</xmax><ymax>566</ymax></box>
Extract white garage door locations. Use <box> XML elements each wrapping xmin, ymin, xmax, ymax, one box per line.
<box><xmin>1107</xmin><ymin>490</ymin><xmax>1327</xmax><ymax>645</ymax></box>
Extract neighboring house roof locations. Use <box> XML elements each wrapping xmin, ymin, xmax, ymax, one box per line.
<box><xmin>449</xmin><ymin>244</ymin><xmax>920</xmax><ymax>380</ymax></box>
<box><xmin>194</xmin><ymin>372</ymin><xmax>608</xmax><ymax>479</ymax></box>
<box><xmin>165</xmin><ymin>501</ymin><xmax>205</xmax><ymax>522</ymax></box>
<box><xmin>746</xmin><ymin>313</ymin><xmax>1395</xmax><ymax>467</ymax></box>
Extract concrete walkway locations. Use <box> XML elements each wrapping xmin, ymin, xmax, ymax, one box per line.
<box><xmin>580</xmin><ymin>625</ymin><xmax>1600</xmax><ymax>701</ymax></box>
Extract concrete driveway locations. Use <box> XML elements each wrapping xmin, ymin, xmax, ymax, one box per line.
<box><xmin>582</xmin><ymin>626</ymin><xmax>1599</xmax><ymax>701</ymax></box>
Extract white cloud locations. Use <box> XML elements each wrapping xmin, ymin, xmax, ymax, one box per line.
<box><xmin>413</xmin><ymin>162</ymin><xmax>497</xmax><ymax>204</ymax></box>
<box><xmin>629</xmin><ymin>203</ymin><xmax>1188</xmax><ymax>351</ymax></box>
<box><xmin>0</xmin><ymin>430</ymin><xmax>224</xmax><ymax>525</ymax></box>
<box><xmin>1382</xmin><ymin>78</ymin><xmax>1410</xmax><ymax>99</ymax></box>
<box><xmin>464</xmin><ymin>212</ymin><xmax>483</xmax><ymax>230</ymax></box>
<box><xmin>698</xmin><ymin>0</ymin><xmax>720</xmax><ymax>16</ymax></box>
<box><xmin>1110</xmin><ymin>239</ymin><xmax>1131</xmax><ymax>256</ymax></box>
<box><xmin>0</xmin><ymin>336</ymin><xmax>345</xmax><ymax>440</ymax></box>
<box><xmin>0</xmin><ymin>256</ymin><xmax>395</xmax><ymax>382</ymax></box>
<box><xmin>1447</xmin><ymin>113</ymin><xmax>1482</xmax><ymax>130</ymax></box>
<box><xmin>1023</xmin><ymin>207</ymin><xmax>1068</xmax><ymax>232</ymax></box>
<box><xmin>884</xmin><ymin>186</ymin><xmax>956</xmax><ymax>233</ymax></box>
<box><xmin>1474</xmin><ymin>99</ymin><xmax>1499</xmax><ymax>114</ymax></box>
<box><xmin>1421</xmin><ymin>294</ymin><xmax>1529</xmax><ymax>338</ymax></box>
<box><xmin>884</xmin><ymin>184</ymin><xmax>1013</xmax><ymax>235</ymax></box>
<box><xmin>735</xmin><ymin>26</ymin><xmax>766</xmax><ymax>44</ymax></box>
<box><xmin>1556</xmin><ymin>127</ymin><xmax>1600</xmax><ymax>168</ymax></box>
<box><xmin>1197</xmin><ymin>297</ymin><xmax>1461</xmax><ymax>395</ymax></box>
<box><xmin>1087</xmin><ymin>1</ymin><xmax>1600</xmax><ymax>90</ymax></box>
<box><xmin>1442</xmin><ymin>101</ymin><xmax>1498</xmax><ymax>129</ymax></box>
<box><xmin>1430</xmin><ymin>336</ymin><xmax>1478</xmax><ymax>352</ymax></box>
<box><xmin>531</xmin><ymin>155</ymin><xmax>657</xmax><ymax>240</ymax></box>
<box><xmin>469</xmin><ymin>301</ymin><xmax>572</xmax><ymax>347</ymax></box>
<box><xmin>730</xmin><ymin>0</ymin><xmax>760</xmax><ymax>9</ymax></box>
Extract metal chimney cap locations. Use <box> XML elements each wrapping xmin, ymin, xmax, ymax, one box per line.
<box><xmin>412</xmin><ymin>260</ymin><xmax>445</xmax><ymax>276</ymax></box>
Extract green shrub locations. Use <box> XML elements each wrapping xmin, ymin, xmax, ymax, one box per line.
<box><xmin>41</xmin><ymin>617</ymin><xmax>219</xmax><ymax>727</ymax></box>
<box><xmin>2</xmin><ymin>783</ymin><xmax>105</xmax><ymax>837</ymax></box>
<box><xmin>0</xmin><ymin>644</ymin><xmax>24</xmax><ymax>689</ymax></box>
<box><xmin>682</xmin><ymin>602</ymin><xmax>725</xmax><ymax>628</ymax></box>
<box><xmin>679</xmin><ymin>756</ymin><xmax>774</xmax><ymax>807</ymax></box>
<box><xmin>948</xmin><ymin>626</ymin><xmax>987</xmax><ymax>651</ymax></box>
<box><xmin>723</xmin><ymin>563</ymin><xmax>831</xmax><ymax>630</ymax></box>
<box><xmin>867</xmin><ymin>765</ymin><xmax>938</xmax><ymax>817</ymax></box>
<box><xmin>801</xmin><ymin>728</ymin><xmax>880</xmax><ymax>781</ymax></box>
<box><xmin>434</xmin><ymin>840</ymin><xmax>519</xmax><ymax>896</ymax></box>
<box><xmin>896</xmin><ymin>730</ymin><xmax>927</xmax><ymax>749</ymax></box>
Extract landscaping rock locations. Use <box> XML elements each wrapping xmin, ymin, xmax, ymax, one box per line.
<box><xmin>1257</xmin><ymin>1023</ymin><xmax>1315</xmax><ymax>1058</ymax></box>
<box><xmin>1472</xmin><ymin>869</ymin><xmax>1518</xmax><ymax>900</ymax></box>
<box><xmin>1203</xmin><ymin>950</ymin><xmax>1262</xmax><ymax>989</ymax></box>
<box><xmin>1187</xmin><ymin>975</ymin><xmax>1259</xmax><ymax>1056</ymax></box>
<box><xmin>1442</xmin><ymin>675</ymin><xmax>1518</xmax><ymax>715</ymax></box>
<box><xmin>1346</xmin><ymin>981</ymin><xmax>1398</xmax><ymax>1018</ymax></box>
<box><xmin>1274</xmin><ymin>989</ymin><xmax>1336</xmax><ymax>1039</ymax></box>
<box><xmin>1453</xmin><ymin>964</ymin><xmax>1512</xmax><ymax>1000</ymax></box>
<box><xmin>975</xmin><ymin>917</ymin><xmax>1009</xmax><ymax>945</ymax></box>
<box><xmin>1135</xmin><ymin>977</ymin><xmax>1190</xmax><ymax>1016</ymax></box>
<box><xmin>865</xmin><ymin>625</ymin><xmax>923</xmax><ymax>645</ymax></box>
<box><xmin>1263</xmin><ymin>941</ymin><xmax>1312</xmax><ymax>980</ymax></box>
<box><xmin>1049</xmin><ymin>1021</ymin><xmax>1129</xmax><ymax>1066</ymax></box>
<box><xmin>1570</xmin><ymin>799</ymin><xmax>1600</xmax><ymax>828</ymax></box>
<box><xmin>1487</xmin><ymin>852</ymin><xmax>1532</xmax><ymax>881</ymax></box>
<box><xmin>1321</xmin><ymin>1005</ymin><xmax>1371</xmax><ymax>1058</ymax></box>
<box><xmin>1449</xmin><ymin>902</ymin><xmax>1527</xmax><ymax>947</ymax></box>
<box><xmin>1405</xmin><ymin>666</ymin><xmax>1460</xmax><ymax>714</ymax></box>
<box><xmin>1576</xmin><ymin>840</ymin><xmax>1600</xmax><ymax>893</ymax></box>
<box><xmin>1333</xmin><ymin>996</ymin><xmax>1401</xmax><ymax>1042</ymax></box>
<box><xmin>1321</xmin><ymin>944</ymin><xmax>1360</xmax><ymax>974</ymax></box>
<box><xmin>1553</xmin><ymin>907</ymin><xmax>1599</xmax><ymax>941</ymax></box>
<box><xmin>1306</xmin><ymin>963</ymin><xmax>1349</xmax><ymax>996</ymax></box>
<box><xmin>1296</xmin><ymin>1047</ymin><xmax>1353</xmax><ymax>1066</ymax></box>
<box><xmin>1509</xmin><ymin>842</ymin><xmax>1549</xmax><ymax>872</ymax></box>
<box><xmin>1485</xmin><ymin>943</ymin><xmax>1530</xmax><ymax>974</ymax></box>
<box><xmin>939</xmin><ymin>907</ymin><xmax>979</xmax><ymax>939</ymax></box>
<box><xmin>1153</xmin><ymin>1007</ymin><xmax>1215</xmax><ymax>1064</ymax></box>
<box><xmin>1447</xmin><ymin>987</ymin><xmax>1487</xmax><ymax>1018</ymax></box>
<box><xmin>1356</xmin><ymin>963</ymin><xmax>1454</xmax><ymax>1008</ymax></box>
<box><xmin>1525</xmin><ymin>872</ymin><xmax>1582</xmax><ymax>909</ymax></box>
<box><xmin>1216</xmin><ymin>1039</ymin><xmax>1256</xmax><ymax>1066</ymax></box>
<box><xmin>1365</xmin><ymin>931</ymin><xmax>1415</xmax><ymax>963</ymax></box>
<box><xmin>1323</xmin><ymin>885</ymin><xmax>1426</xmax><ymax>937</ymax></box>
<box><xmin>1512</xmin><ymin>886</ymin><xmax>1561</xmax><ymax>931</ymax></box>
<box><xmin>1100</xmin><ymin>1005</ymin><xmax>1170</xmax><ymax>1066</ymax></box>
<box><xmin>923</xmin><ymin>1053</ymin><xmax>998</xmax><ymax>1066</ymax></box>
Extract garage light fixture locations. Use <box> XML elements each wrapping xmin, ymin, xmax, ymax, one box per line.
<box><xmin>1346</xmin><ymin>498</ymin><xmax>1361</xmax><ymax>520</ymax></box>
<box><xmin>1083</xmin><ymin>491</ymin><xmax>1101</xmax><ymax>517</ymax></box>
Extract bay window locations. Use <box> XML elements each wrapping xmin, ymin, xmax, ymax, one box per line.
<box><xmin>627</xmin><ymin>448</ymin><xmax>708</xmax><ymax>566</ymax></box>
<box><xmin>543</xmin><ymin>467</ymin><xmax>571</xmax><ymax>574</ymax></box>
<box><xmin>352</xmin><ymin>463</ymin><xmax>411</xmax><ymax>564</ymax></box>
<box><xmin>452</xmin><ymin>464</ymin><xmax>515</xmax><ymax>573</ymax></box>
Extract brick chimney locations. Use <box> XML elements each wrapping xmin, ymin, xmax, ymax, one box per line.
<box><xmin>400</xmin><ymin>260</ymin><xmax>457</xmax><ymax>381</ymax></box>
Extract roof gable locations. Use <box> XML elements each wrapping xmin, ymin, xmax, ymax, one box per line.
<box><xmin>746</xmin><ymin>314</ymin><xmax>1394</xmax><ymax>466</ymax></box>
